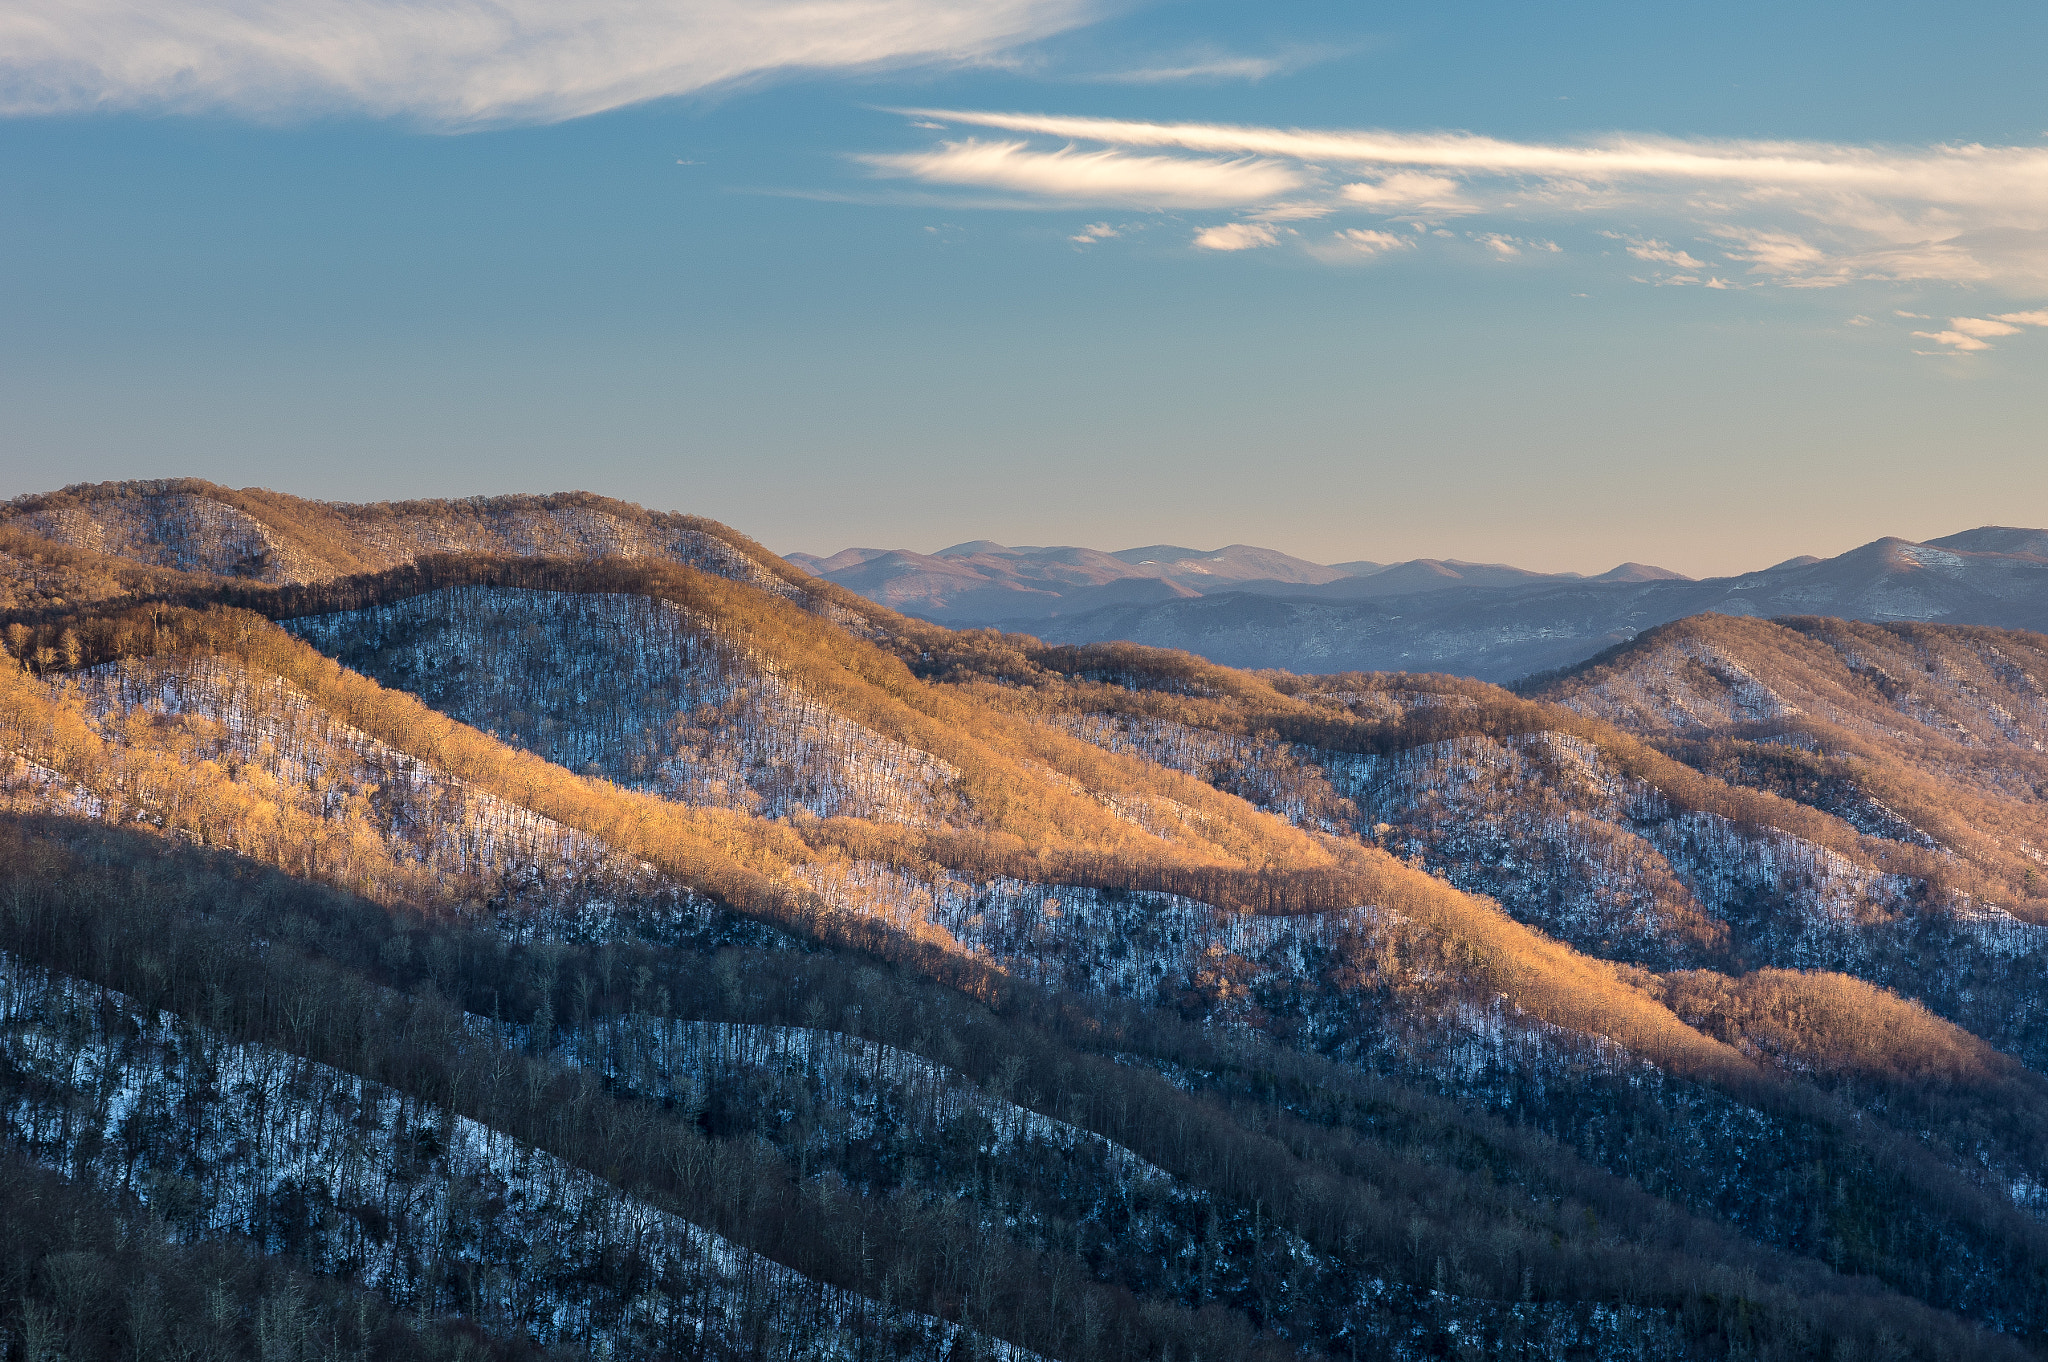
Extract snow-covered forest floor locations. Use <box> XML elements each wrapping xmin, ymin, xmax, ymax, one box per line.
<box><xmin>0</xmin><ymin>950</ymin><xmax>1039</xmax><ymax>1361</ymax></box>
<box><xmin>290</xmin><ymin>589</ymin><xmax>960</xmax><ymax>824</ymax></box>
<box><xmin>1050</xmin><ymin>711</ymin><xmax>2048</xmax><ymax>1072</ymax></box>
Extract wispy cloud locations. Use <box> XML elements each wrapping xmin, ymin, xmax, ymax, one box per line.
<box><xmin>1192</xmin><ymin>222</ymin><xmax>1279</xmax><ymax>251</ymax></box>
<box><xmin>890</xmin><ymin>108</ymin><xmax>2048</xmax><ymax>203</ymax></box>
<box><xmin>1913</xmin><ymin>312</ymin><xmax>2048</xmax><ymax>352</ymax></box>
<box><xmin>0</xmin><ymin>0</ymin><xmax>1098</xmax><ymax>126</ymax></box>
<box><xmin>872</xmin><ymin>107</ymin><xmax>2048</xmax><ymax>294</ymax></box>
<box><xmin>1083</xmin><ymin>43</ymin><xmax>1346</xmax><ymax>85</ymax></box>
<box><xmin>1304</xmin><ymin>228</ymin><xmax>1413</xmax><ymax>263</ymax></box>
<box><xmin>1913</xmin><ymin>327</ymin><xmax>1998</xmax><ymax>352</ymax></box>
<box><xmin>859</xmin><ymin>138</ymin><xmax>1302</xmax><ymax>208</ymax></box>
<box><xmin>1102</xmin><ymin>54</ymin><xmax>1293</xmax><ymax>83</ymax></box>
<box><xmin>1606</xmin><ymin>234</ymin><xmax>1707</xmax><ymax>269</ymax></box>
<box><xmin>1948</xmin><ymin>316</ymin><xmax>2024</xmax><ymax>338</ymax></box>
<box><xmin>1340</xmin><ymin>172</ymin><xmax>1472</xmax><ymax>215</ymax></box>
<box><xmin>1249</xmin><ymin>200</ymin><xmax>1339</xmax><ymax>222</ymax></box>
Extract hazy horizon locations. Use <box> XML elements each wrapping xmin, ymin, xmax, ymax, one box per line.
<box><xmin>775</xmin><ymin>527</ymin><xmax>1927</xmax><ymax>581</ymax></box>
<box><xmin>5</xmin><ymin>0</ymin><xmax>2045</xmax><ymax>580</ymax></box>
<box><xmin>0</xmin><ymin>469</ymin><xmax>2023</xmax><ymax>580</ymax></box>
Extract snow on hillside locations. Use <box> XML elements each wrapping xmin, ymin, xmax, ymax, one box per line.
<box><xmin>780</xmin><ymin>862</ymin><xmax>2015</xmax><ymax>1334</ymax></box>
<box><xmin>1</xmin><ymin>754</ymin><xmax>107</xmax><ymax>821</ymax></box>
<box><xmin>12</xmin><ymin>655</ymin><xmax>790</xmax><ymax>950</ymax></box>
<box><xmin>543</xmin><ymin>1017</ymin><xmax>1175</xmax><ymax>1185</ymax></box>
<box><xmin>289</xmin><ymin>588</ymin><xmax>961</xmax><ymax>824</ymax></box>
<box><xmin>513</xmin><ymin>1013</ymin><xmax>1708</xmax><ymax>1358</ymax></box>
<box><xmin>1056</xmin><ymin>714</ymin><xmax>1751</xmax><ymax>965</ymax></box>
<box><xmin>20</xmin><ymin>492</ymin><xmax>328</xmax><ymax>582</ymax></box>
<box><xmin>0</xmin><ymin>951</ymin><xmax>1040</xmax><ymax>1361</ymax></box>
<box><xmin>790</xmin><ymin>861</ymin><xmax>1644</xmax><ymax>1098</ymax></box>
<box><xmin>1551</xmin><ymin>622</ymin><xmax>2048</xmax><ymax>763</ymax></box>
<box><xmin>0</xmin><ymin>946</ymin><xmax>1708</xmax><ymax>1360</ymax></box>
<box><xmin>354</xmin><ymin>510</ymin><xmax>793</xmax><ymax>595</ymax></box>
<box><xmin>1046</xmin><ymin>708</ymin><xmax>2048</xmax><ymax>1078</ymax></box>
<box><xmin>10</xmin><ymin>484</ymin><xmax>803</xmax><ymax>594</ymax></box>
<box><xmin>67</xmin><ymin>654</ymin><xmax>644</xmax><ymax>897</ymax></box>
<box><xmin>1061</xmin><ymin>710</ymin><xmax>1952</xmax><ymax>956</ymax></box>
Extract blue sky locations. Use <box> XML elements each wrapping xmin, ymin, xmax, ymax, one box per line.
<box><xmin>3</xmin><ymin>0</ymin><xmax>2045</xmax><ymax>575</ymax></box>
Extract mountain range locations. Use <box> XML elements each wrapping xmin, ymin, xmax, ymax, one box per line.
<box><xmin>1</xmin><ymin>477</ymin><xmax>2046</xmax><ymax>1362</ymax></box>
<box><xmin>793</xmin><ymin>530</ymin><xmax>2048</xmax><ymax>681</ymax></box>
<box><xmin>786</xmin><ymin>539</ymin><xmax>1687</xmax><ymax>627</ymax></box>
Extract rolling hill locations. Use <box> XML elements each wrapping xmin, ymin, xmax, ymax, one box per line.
<box><xmin>1</xmin><ymin>477</ymin><xmax>2045</xmax><ymax>1361</ymax></box>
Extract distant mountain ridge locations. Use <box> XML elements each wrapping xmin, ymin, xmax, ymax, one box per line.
<box><xmin>791</xmin><ymin>527</ymin><xmax>2048</xmax><ymax>681</ymax></box>
<box><xmin>988</xmin><ymin>530</ymin><xmax>2048</xmax><ymax>682</ymax></box>
<box><xmin>786</xmin><ymin>538</ymin><xmax>1685</xmax><ymax>624</ymax></box>
<box><xmin>13</xmin><ymin>481</ymin><xmax>2046</xmax><ymax>688</ymax></box>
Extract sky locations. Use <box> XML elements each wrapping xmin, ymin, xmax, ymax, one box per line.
<box><xmin>2</xmin><ymin>0</ymin><xmax>2046</xmax><ymax>578</ymax></box>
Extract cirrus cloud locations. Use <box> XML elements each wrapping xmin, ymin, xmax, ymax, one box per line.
<box><xmin>1303</xmin><ymin>228</ymin><xmax>1414</xmax><ymax>263</ymax></box>
<box><xmin>0</xmin><ymin>0</ymin><xmax>1099</xmax><ymax>126</ymax></box>
<box><xmin>875</xmin><ymin>107</ymin><xmax>2048</xmax><ymax>294</ymax></box>
<box><xmin>889</xmin><ymin>108</ymin><xmax>2048</xmax><ymax>209</ymax></box>
<box><xmin>1607</xmin><ymin>235</ymin><xmax>1707</xmax><ymax>270</ymax></box>
<box><xmin>858</xmin><ymin>138</ymin><xmax>1303</xmax><ymax>208</ymax></box>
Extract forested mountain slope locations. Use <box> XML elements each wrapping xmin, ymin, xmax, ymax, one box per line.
<box><xmin>1528</xmin><ymin>612</ymin><xmax>2048</xmax><ymax>818</ymax></box>
<box><xmin>0</xmin><ymin>489</ymin><xmax>2045</xmax><ymax>1359</ymax></box>
<box><xmin>1524</xmin><ymin>615</ymin><xmax>2048</xmax><ymax>929</ymax></box>
<box><xmin>1</xmin><ymin>479</ymin><xmax>808</xmax><ymax>597</ymax></box>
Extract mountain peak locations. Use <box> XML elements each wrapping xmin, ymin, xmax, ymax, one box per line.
<box><xmin>1923</xmin><ymin>525</ymin><xmax>2048</xmax><ymax>559</ymax></box>
<box><xmin>935</xmin><ymin>539</ymin><xmax>1024</xmax><ymax>556</ymax></box>
<box><xmin>1595</xmin><ymin>562</ymin><xmax>1690</xmax><ymax>582</ymax></box>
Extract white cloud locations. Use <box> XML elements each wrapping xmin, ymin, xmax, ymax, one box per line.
<box><xmin>884</xmin><ymin>107</ymin><xmax>2048</xmax><ymax>290</ymax></box>
<box><xmin>1305</xmin><ymin>228</ymin><xmax>1414</xmax><ymax>262</ymax></box>
<box><xmin>1250</xmin><ymin>200</ymin><xmax>1339</xmax><ymax>222</ymax></box>
<box><xmin>1608</xmin><ymin>235</ymin><xmax>1706</xmax><ymax>269</ymax></box>
<box><xmin>1708</xmin><ymin>227</ymin><xmax>1832</xmax><ymax>277</ymax></box>
<box><xmin>1340</xmin><ymin>171</ymin><xmax>1472</xmax><ymax>215</ymax></box>
<box><xmin>894</xmin><ymin>108</ymin><xmax>2048</xmax><ymax>207</ymax></box>
<box><xmin>1086</xmin><ymin>43</ymin><xmax>1345</xmax><ymax>85</ymax></box>
<box><xmin>0</xmin><ymin>0</ymin><xmax>1097</xmax><ymax>126</ymax></box>
<box><xmin>1919</xmin><ymin>309</ymin><xmax>2048</xmax><ymax>352</ymax></box>
<box><xmin>1099</xmin><ymin>55</ymin><xmax>1289</xmax><ymax>83</ymax></box>
<box><xmin>1192</xmin><ymin>222</ymin><xmax>1279</xmax><ymax>251</ymax></box>
<box><xmin>1070</xmin><ymin>221</ymin><xmax>1119</xmax><ymax>243</ymax></box>
<box><xmin>1472</xmin><ymin>232</ymin><xmax>1559</xmax><ymax>258</ymax></box>
<box><xmin>860</xmin><ymin>138</ymin><xmax>1302</xmax><ymax>208</ymax></box>
<box><xmin>1913</xmin><ymin>329</ymin><xmax>1995</xmax><ymax>352</ymax></box>
<box><xmin>1947</xmin><ymin>316</ymin><xmax>2023</xmax><ymax>338</ymax></box>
